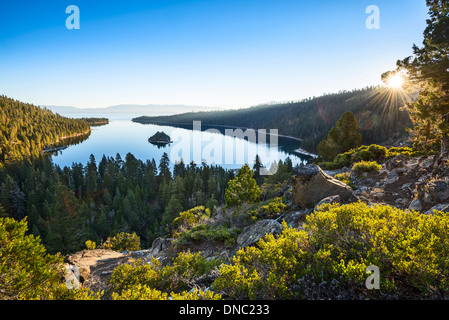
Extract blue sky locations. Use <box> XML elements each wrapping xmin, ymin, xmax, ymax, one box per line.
<box><xmin>0</xmin><ymin>0</ymin><xmax>428</xmax><ymax>109</ymax></box>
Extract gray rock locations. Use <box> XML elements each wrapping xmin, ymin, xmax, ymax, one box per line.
<box><xmin>276</xmin><ymin>209</ymin><xmax>312</xmax><ymax>228</ymax></box>
<box><xmin>395</xmin><ymin>198</ymin><xmax>409</xmax><ymax>206</ymax></box>
<box><xmin>314</xmin><ymin>195</ymin><xmax>341</xmax><ymax>212</ymax></box>
<box><xmin>237</xmin><ymin>219</ymin><xmax>283</xmax><ymax>248</ymax></box>
<box><xmin>409</xmin><ymin>199</ymin><xmax>423</xmax><ymax>211</ymax></box>
<box><xmin>64</xmin><ymin>264</ymin><xmax>82</xmax><ymax>289</ymax></box>
<box><xmin>384</xmin><ymin>155</ymin><xmax>410</xmax><ymax>171</ymax></box>
<box><xmin>151</xmin><ymin>237</ymin><xmax>174</xmax><ymax>256</ymax></box>
<box><xmin>384</xmin><ymin>171</ymin><xmax>399</xmax><ymax>185</ymax></box>
<box><xmin>420</xmin><ymin>156</ymin><xmax>436</xmax><ymax>169</ymax></box>
<box><xmin>427</xmin><ymin>180</ymin><xmax>449</xmax><ymax>201</ymax></box>
<box><xmin>425</xmin><ymin>204</ymin><xmax>449</xmax><ymax>215</ymax></box>
<box><xmin>292</xmin><ymin>164</ymin><xmax>353</xmax><ymax>209</ymax></box>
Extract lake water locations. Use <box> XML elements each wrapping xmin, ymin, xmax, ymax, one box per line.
<box><xmin>50</xmin><ymin>115</ymin><xmax>312</xmax><ymax>171</ymax></box>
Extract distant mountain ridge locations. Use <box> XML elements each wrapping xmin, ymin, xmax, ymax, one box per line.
<box><xmin>132</xmin><ymin>86</ymin><xmax>413</xmax><ymax>153</ymax></box>
<box><xmin>43</xmin><ymin>104</ymin><xmax>219</xmax><ymax>117</ymax></box>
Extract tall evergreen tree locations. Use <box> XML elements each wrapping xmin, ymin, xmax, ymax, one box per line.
<box><xmin>317</xmin><ymin>111</ymin><xmax>362</xmax><ymax>161</ymax></box>
<box><xmin>392</xmin><ymin>0</ymin><xmax>449</xmax><ymax>156</ymax></box>
<box><xmin>225</xmin><ymin>164</ymin><xmax>261</xmax><ymax>207</ymax></box>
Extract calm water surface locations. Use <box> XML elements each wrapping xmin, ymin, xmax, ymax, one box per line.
<box><xmin>51</xmin><ymin>117</ymin><xmax>311</xmax><ymax>170</ymax></box>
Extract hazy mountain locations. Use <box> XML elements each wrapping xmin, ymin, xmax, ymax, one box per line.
<box><xmin>42</xmin><ymin>104</ymin><xmax>219</xmax><ymax>118</ymax></box>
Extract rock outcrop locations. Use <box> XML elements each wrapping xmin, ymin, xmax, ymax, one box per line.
<box><xmin>237</xmin><ymin>219</ymin><xmax>283</xmax><ymax>248</ymax></box>
<box><xmin>64</xmin><ymin>249</ymin><xmax>150</xmax><ymax>295</ymax></box>
<box><xmin>314</xmin><ymin>195</ymin><xmax>341</xmax><ymax>212</ymax></box>
<box><xmin>292</xmin><ymin>165</ymin><xmax>353</xmax><ymax>208</ymax></box>
<box><xmin>339</xmin><ymin>155</ymin><xmax>449</xmax><ymax>213</ymax></box>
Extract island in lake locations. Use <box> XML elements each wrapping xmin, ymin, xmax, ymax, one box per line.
<box><xmin>148</xmin><ymin>131</ymin><xmax>173</xmax><ymax>145</ymax></box>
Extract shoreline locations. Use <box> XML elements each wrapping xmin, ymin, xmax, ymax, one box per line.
<box><xmin>133</xmin><ymin>119</ymin><xmax>320</xmax><ymax>158</ymax></box>
<box><xmin>55</xmin><ymin>129</ymin><xmax>92</xmax><ymax>143</ymax></box>
<box><xmin>41</xmin><ymin>129</ymin><xmax>91</xmax><ymax>154</ymax></box>
<box><xmin>132</xmin><ymin>119</ymin><xmax>309</xmax><ymax>143</ymax></box>
<box><xmin>294</xmin><ymin>148</ymin><xmax>318</xmax><ymax>158</ymax></box>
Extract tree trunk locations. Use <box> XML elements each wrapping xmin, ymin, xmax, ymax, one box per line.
<box><xmin>442</xmin><ymin>114</ymin><xmax>449</xmax><ymax>158</ymax></box>
<box><xmin>441</xmin><ymin>134</ymin><xmax>449</xmax><ymax>158</ymax></box>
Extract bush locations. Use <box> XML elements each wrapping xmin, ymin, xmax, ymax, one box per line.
<box><xmin>261</xmin><ymin>197</ymin><xmax>286</xmax><ymax>216</ymax></box>
<box><xmin>0</xmin><ymin>217</ymin><xmax>100</xmax><ymax>300</ymax></box>
<box><xmin>172</xmin><ymin>206</ymin><xmax>211</xmax><ymax>232</ymax></box>
<box><xmin>85</xmin><ymin>240</ymin><xmax>97</xmax><ymax>250</ymax></box>
<box><xmin>174</xmin><ymin>224</ymin><xmax>241</xmax><ymax>248</ymax></box>
<box><xmin>334</xmin><ymin>172</ymin><xmax>355</xmax><ymax>189</ymax></box>
<box><xmin>351</xmin><ymin>160</ymin><xmax>382</xmax><ymax>174</ymax></box>
<box><xmin>211</xmin><ymin>202</ymin><xmax>449</xmax><ymax>299</ymax></box>
<box><xmin>108</xmin><ymin>250</ymin><xmax>221</xmax><ymax>297</ymax></box>
<box><xmin>112</xmin><ymin>285</ymin><xmax>221</xmax><ymax>300</ymax></box>
<box><xmin>102</xmin><ymin>232</ymin><xmax>141</xmax><ymax>251</ymax></box>
<box><xmin>319</xmin><ymin>144</ymin><xmax>431</xmax><ymax>170</ymax></box>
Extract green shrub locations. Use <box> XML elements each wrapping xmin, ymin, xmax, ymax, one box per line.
<box><xmin>174</xmin><ymin>224</ymin><xmax>241</xmax><ymax>248</ymax></box>
<box><xmin>85</xmin><ymin>240</ymin><xmax>97</xmax><ymax>250</ymax></box>
<box><xmin>358</xmin><ymin>149</ymin><xmax>375</xmax><ymax>161</ymax></box>
<box><xmin>368</xmin><ymin>144</ymin><xmax>388</xmax><ymax>159</ymax></box>
<box><xmin>108</xmin><ymin>250</ymin><xmax>221</xmax><ymax>297</ymax></box>
<box><xmin>334</xmin><ymin>172</ymin><xmax>355</xmax><ymax>189</ymax></box>
<box><xmin>0</xmin><ymin>217</ymin><xmax>100</xmax><ymax>300</ymax></box>
<box><xmin>102</xmin><ymin>232</ymin><xmax>141</xmax><ymax>251</ymax></box>
<box><xmin>112</xmin><ymin>285</ymin><xmax>222</xmax><ymax>300</ymax></box>
<box><xmin>225</xmin><ymin>164</ymin><xmax>261</xmax><ymax>207</ymax></box>
<box><xmin>172</xmin><ymin>206</ymin><xmax>211</xmax><ymax>232</ymax></box>
<box><xmin>319</xmin><ymin>144</ymin><xmax>431</xmax><ymax>170</ymax></box>
<box><xmin>261</xmin><ymin>197</ymin><xmax>286</xmax><ymax>215</ymax></box>
<box><xmin>351</xmin><ymin>160</ymin><xmax>382</xmax><ymax>174</ymax></box>
<box><xmin>211</xmin><ymin>202</ymin><xmax>449</xmax><ymax>299</ymax></box>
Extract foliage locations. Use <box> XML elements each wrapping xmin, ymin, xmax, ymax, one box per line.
<box><xmin>0</xmin><ymin>152</ymin><xmax>233</xmax><ymax>251</ymax></box>
<box><xmin>108</xmin><ymin>250</ymin><xmax>221</xmax><ymax>297</ymax></box>
<box><xmin>173</xmin><ymin>224</ymin><xmax>241</xmax><ymax>248</ymax></box>
<box><xmin>393</xmin><ymin>1</ymin><xmax>449</xmax><ymax>156</ymax></box>
<box><xmin>0</xmin><ymin>95</ymin><xmax>90</xmax><ymax>162</ymax></box>
<box><xmin>317</xmin><ymin>111</ymin><xmax>362</xmax><ymax>161</ymax></box>
<box><xmin>261</xmin><ymin>197</ymin><xmax>286</xmax><ymax>215</ymax></box>
<box><xmin>148</xmin><ymin>131</ymin><xmax>171</xmax><ymax>144</ymax></box>
<box><xmin>351</xmin><ymin>161</ymin><xmax>382</xmax><ymax>174</ymax></box>
<box><xmin>85</xmin><ymin>240</ymin><xmax>97</xmax><ymax>250</ymax></box>
<box><xmin>319</xmin><ymin>144</ymin><xmax>429</xmax><ymax>170</ymax></box>
<box><xmin>79</xmin><ymin>118</ymin><xmax>109</xmax><ymax>126</ymax></box>
<box><xmin>111</xmin><ymin>285</ymin><xmax>221</xmax><ymax>300</ymax></box>
<box><xmin>0</xmin><ymin>217</ymin><xmax>99</xmax><ymax>300</ymax></box>
<box><xmin>102</xmin><ymin>232</ymin><xmax>141</xmax><ymax>251</ymax></box>
<box><xmin>211</xmin><ymin>202</ymin><xmax>449</xmax><ymax>299</ymax></box>
<box><xmin>225</xmin><ymin>164</ymin><xmax>261</xmax><ymax>207</ymax></box>
<box><xmin>133</xmin><ymin>86</ymin><xmax>412</xmax><ymax>154</ymax></box>
<box><xmin>171</xmin><ymin>206</ymin><xmax>211</xmax><ymax>234</ymax></box>
<box><xmin>334</xmin><ymin>172</ymin><xmax>352</xmax><ymax>186</ymax></box>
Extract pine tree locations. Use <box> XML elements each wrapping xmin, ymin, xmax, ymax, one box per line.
<box><xmin>317</xmin><ymin>111</ymin><xmax>362</xmax><ymax>161</ymax></box>
<box><xmin>394</xmin><ymin>0</ymin><xmax>449</xmax><ymax>156</ymax></box>
<box><xmin>252</xmin><ymin>155</ymin><xmax>264</xmax><ymax>185</ymax></box>
<box><xmin>224</xmin><ymin>164</ymin><xmax>261</xmax><ymax>207</ymax></box>
<box><xmin>159</xmin><ymin>152</ymin><xmax>171</xmax><ymax>182</ymax></box>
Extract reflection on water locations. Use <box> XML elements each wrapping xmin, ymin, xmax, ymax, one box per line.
<box><xmin>50</xmin><ymin>120</ymin><xmax>312</xmax><ymax>170</ymax></box>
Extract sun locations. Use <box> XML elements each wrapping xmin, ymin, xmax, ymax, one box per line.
<box><xmin>386</xmin><ymin>73</ymin><xmax>405</xmax><ymax>89</ymax></box>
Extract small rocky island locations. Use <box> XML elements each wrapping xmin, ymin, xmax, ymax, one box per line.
<box><xmin>148</xmin><ymin>131</ymin><xmax>172</xmax><ymax>145</ymax></box>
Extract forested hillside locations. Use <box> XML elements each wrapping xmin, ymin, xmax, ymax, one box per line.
<box><xmin>133</xmin><ymin>86</ymin><xmax>412</xmax><ymax>152</ymax></box>
<box><xmin>0</xmin><ymin>95</ymin><xmax>91</xmax><ymax>162</ymax></box>
<box><xmin>0</xmin><ymin>153</ymin><xmax>234</xmax><ymax>253</ymax></box>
